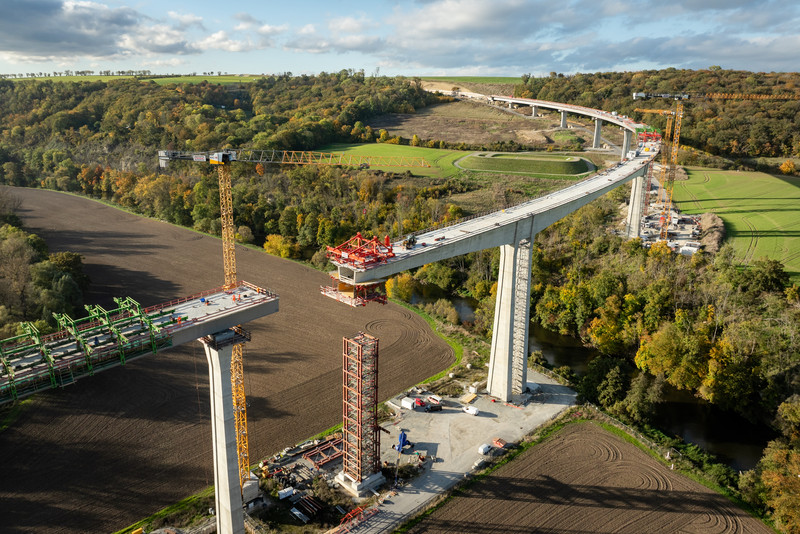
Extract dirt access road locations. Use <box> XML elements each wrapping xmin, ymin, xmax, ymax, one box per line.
<box><xmin>0</xmin><ymin>187</ymin><xmax>454</xmax><ymax>534</ymax></box>
<box><xmin>406</xmin><ymin>421</ymin><xmax>770</xmax><ymax>534</ymax></box>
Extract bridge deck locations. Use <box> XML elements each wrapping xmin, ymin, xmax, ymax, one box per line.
<box><xmin>331</xmin><ymin>146</ymin><xmax>657</xmax><ymax>284</ymax></box>
<box><xmin>0</xmin><ymin>281</ymin><xmax>278</xmax><ymax>404</ymax></box>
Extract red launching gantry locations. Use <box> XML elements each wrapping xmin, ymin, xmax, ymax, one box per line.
<box><xmin>320</xmin><ymin>233</ymin><xmax>394</xmax><ymax>307</ymax></box>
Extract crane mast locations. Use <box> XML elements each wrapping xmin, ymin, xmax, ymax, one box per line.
<box><xmin>213</xmin><ymin>160</ymin><xmax>250</xmax><ymax>490</ymax></box>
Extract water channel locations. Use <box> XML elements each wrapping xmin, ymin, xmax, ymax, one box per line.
<box><xmin>413</xmin><ymin>289</ymin><xmax>774</xmax><ymax>471</ymax></box>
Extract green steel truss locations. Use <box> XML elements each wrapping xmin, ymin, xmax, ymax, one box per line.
<box><xmin>0</xmin><ymin>296</ymin><xmax>175</xmax><ymax>404</ymax></box>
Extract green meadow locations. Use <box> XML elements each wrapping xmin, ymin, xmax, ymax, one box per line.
<box><xmin>672</xmin><ymin>168</ymin><xmax>800</xmax><ymax>281</ymax></box>
<box><xmin>318</xmin><ymin>143</ymin><xmax>464</xmax><ymax>178</ymax></box>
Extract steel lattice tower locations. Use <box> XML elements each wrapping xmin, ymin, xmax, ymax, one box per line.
<box><xmin>342</xmin><ymin>333</ymin><xmax>380</xmax><ymax>482</ymax></box>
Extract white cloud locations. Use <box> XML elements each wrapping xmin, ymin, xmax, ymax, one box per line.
<box><xmin>328</xmin><ymin>16</ymin><xmax>372</xmax><ymax>34</ymax></box>
<box><xmin>194</xmin><ymin>31</ymin><xmax>254</xmax><ymax>53</ymax></box>
<box><xmin>167</xmin><ymin>11</ymin><xmax>204</xmax><ymax>30</ymax></box>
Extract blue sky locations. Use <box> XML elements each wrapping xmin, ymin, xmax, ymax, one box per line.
<box><xmin>0</xmin><ymin>0</ymin><xmax>798</xmax><ymax>77</ymax></box>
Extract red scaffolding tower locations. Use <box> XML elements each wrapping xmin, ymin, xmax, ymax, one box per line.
<box><xmin>342</xmin><ymin>333</ymin><xmax>380</xmax><ymax>483</ymax></box>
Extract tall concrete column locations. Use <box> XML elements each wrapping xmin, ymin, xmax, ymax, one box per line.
<box><xmin>203</xmin><ymin>331</ymin><xmax>245</xmax><ymax>534</ymax></box>
<box><xmin>508</xmin><ymin>102</ymin><xmax>512</xmax><ymax>109</ymax></box>
<box><xmin>531</xmin><ymin>104</ymin><xmax>538</xmax><ymax>117</ymax></box>
<box><xmin>593</xmin><ymin>118</ymin><xmax>603</xmax><ymax>148</ymax></box>
<box><xmin>488</xmin><ymin>220</ymin><xmax>535</xmax><ymax>402</ymax></box>
<box><xmin>621</xmin><ymin>129</ymin><xmax>632</xmax><ymax>160</ymax></box>
<box><xmin>560</xmin><ymin>110</ymin><xmax>568</xmax><ymax>128</ymax></box>
<box><xmin>626</xmin><ymin>174</ymin><xmax>644</xmax><ymax>238</ymax></box>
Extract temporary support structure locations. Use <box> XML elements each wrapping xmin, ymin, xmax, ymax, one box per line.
<box><xmin>320</xmin><ymin>274</ymin><xmax>387</xmax><ymax>307</ymax></box>
<box><xmin>341</xmin><ymin>333</ymin><xmax>380</xmax><ymax>485</ymax></box>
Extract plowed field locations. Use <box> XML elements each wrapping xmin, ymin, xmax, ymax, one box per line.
<box><xmin>406</xmin><ymin>422</ymin><xmax>770</xmax><ymax>534</ymax></box>
<box><xmin>0</xmin><ymin>187</ymin><xmax>454</xmax><ymax>534</ymax></box>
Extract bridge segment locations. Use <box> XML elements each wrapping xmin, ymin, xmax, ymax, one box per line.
<box><xmin>329</xmin><ymin>148</ymin><xmax>654</xmax><ymax>401</ymax></box>
<box><xmin>488</xmin><ymin>96</ymin><xmax>646</xmax><ymax>159</ymax></box>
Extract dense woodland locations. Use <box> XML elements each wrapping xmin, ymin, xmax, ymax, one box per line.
<box><xmin>516</xmin><ymin>68</ymin><xmax>800</xmax><ymax>169</ymax></box>
<box><xmin>0</xmin><ymin>69</ymin><xmax>799</xmax><ymax>531</ymax></box>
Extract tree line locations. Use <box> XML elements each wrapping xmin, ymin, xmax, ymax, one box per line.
<box><xmin>0</xmin><ymin>188</ymin><xmax>89</xmax><ymax>339</ymax></box>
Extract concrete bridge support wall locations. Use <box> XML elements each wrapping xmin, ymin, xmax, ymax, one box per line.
<box><xmin>593</xmin><ymin>119</ymin><xmax>603</xmax><ymax>148</ymax></box>
<box><xmin>622</xmin><ymin>129</ymin><xmax>632</xmax><ymax>160</ymax></box>
<box><xmin>203</xmin><ymin>333</ymin><xmax>245</xmax><ymax>534</ymax></box>
<box><xmin>626</xmin><ymin>174</ymin><xmax>644</xmax><ymax>238</ymax></box>
<box><xmin>560</xmin><ymin>110</ymin><xmax>568</xmax><ymax>128</ymax></box>
<box><xmin>488</xmin><ymin>220</ymin><xmax>535</xmax><ymax>402</ymax></box>
<box><xmin>531</xmin><ymin>104</ymin><xmax>538</xmax><ymax>117</ymax></box>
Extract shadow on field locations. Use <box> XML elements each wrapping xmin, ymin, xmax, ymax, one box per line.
<box><xmin>83</xmin><ymin>263</ymin><xmax>180</xmax><ymax>308</ymax></box>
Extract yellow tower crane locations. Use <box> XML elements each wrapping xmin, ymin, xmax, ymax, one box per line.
<box><xmin>157</xmin><ymin>148</ymin><xmax>429</xmax><ymax>492</ymax></box>
<box><xmin>634</xmin><ymin>104</ymin><xmax>684</xmax><ymax>239</ymax></box>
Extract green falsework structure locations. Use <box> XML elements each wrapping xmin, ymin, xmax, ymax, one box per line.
<box><xmin>0</xmin><ymin>281</ymin><xmax>279</xmax><ymax>405</ymax></box>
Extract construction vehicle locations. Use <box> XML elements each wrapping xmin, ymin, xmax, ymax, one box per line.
<box><xmin>157</xmin><ymin>148</ymin><xmax>430</xmax><ymax>490</ymax></box>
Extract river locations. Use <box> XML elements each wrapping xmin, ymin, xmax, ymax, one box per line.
<box><xmin>413</xmin><ymin>288</ymin><xmax>774</xmax><ymax>471</ymax></box>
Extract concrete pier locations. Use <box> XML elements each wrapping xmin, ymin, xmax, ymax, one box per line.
<box><xmin>622</xmin><ymin>129</ymin><xmax>632</xmax><ymax>159</ymax></box>
<box><xmin>626</xmin><ymin>174</ymin><xmax>645</xmax><ymax>238</ymax></box>
<box><xmin>593</xmin><ymin>118</ymin><xmax>603</xmax><ymax>148</ymax></box>
<box><xmin>560</xmin><ymin>110</ymin><xmax>568</xmax><ymax>128</ymax></box>
<box><xmin>203</xmin><ymin>330</ymin><xmax>248</xmax><ymax>534</ymax></box>
<box><xmin>488</xmin><ymin>221</ymin><xmax>534</xmax><ymax>401</ymax></box>
<box><xmin>531</xmin><ymin>104</ymin><xmax>538</xmax><ymax>117</ymax></box>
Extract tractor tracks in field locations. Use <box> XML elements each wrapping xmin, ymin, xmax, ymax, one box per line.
<box><xmin>740</xmin><ymin>215</ymin><xmax>760</xmax><ymax>265</ymax></box>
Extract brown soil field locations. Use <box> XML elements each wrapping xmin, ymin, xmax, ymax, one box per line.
<box><xmin>0</xmin><ymin>187</ymin><xmax>454</xmax><ymax>534</ymax></box>
<box><xmin>407</xmin><ymin>421</ymin><xmax>770</xmax><ymax>534</ymax></box>
<box><xmin>368</xmin><ymin>100</ymin><xmax>619</xmax><ymax>149</ymax></box>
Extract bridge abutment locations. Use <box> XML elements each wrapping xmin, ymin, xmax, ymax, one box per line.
<box><xmin>203</xmin><ymin>330</ymin><xmax>247</xmax><ymax>534</ymax></box>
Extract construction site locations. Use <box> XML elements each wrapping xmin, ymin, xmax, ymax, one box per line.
<box><xmin>0</xmin><ymin>93</ymin><xmax>776</xmax><ymax>534</ymax></box>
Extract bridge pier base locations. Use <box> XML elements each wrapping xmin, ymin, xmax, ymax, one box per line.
<box><xmin>531</xmin><ymin>104</ymin><xmax>538</xmax><ymax>117</ymax></box>
<box><xmin>203</xmin><ymin>330</ymin><xmax>246</xmax><ymax>534</ymax></box>
<box><xmin>488</xmin><ymin>225</ymin><xmax>535</xmax><ymax>402</ymax></box>
<box><xmin>560</xmin><ymin>110</ymin><xmax>568</xmax><ymax>128</ymax></box>
<box><xmin>593</xmin><ymin>118</ymin><xmax>603</xmax><ymax>148</ymax></box>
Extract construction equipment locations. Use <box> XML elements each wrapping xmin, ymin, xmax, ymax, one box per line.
<box><xmin>633</xmin><ymin>90</ymin><xmax>800</xmax><ymax>239</ymax></box>
<box><xmin>634</xmin><ymin>106</ymin><xmax>683</xmax><ymax>238</ymax></box>
<box><xmin>157</xmin><ymin>148</ymin><xmax>430</xmax><ymax>489</ymax></box>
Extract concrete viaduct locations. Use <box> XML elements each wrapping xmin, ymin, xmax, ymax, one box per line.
<box><xmin>487</xmin><ymin>95</ymin><xmax>646</xmax><ymax>159</ymax></box>
<box><xmin>331</xmin><ymin>99</ymin><xmax>655</xmax><ymax>402</ymax></box>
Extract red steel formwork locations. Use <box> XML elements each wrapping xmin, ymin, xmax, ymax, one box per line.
<box><xmin>342</xmin><ymin>333</ymin><xmax>380</xmax><ymax>483</ymax></box>
<box><xmin>326</xmin><ymin>233</ymin><xmax>394</xmax><ymax>270</ymax></box>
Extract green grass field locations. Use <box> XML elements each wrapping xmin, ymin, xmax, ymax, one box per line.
<box><xmin>458</xmin><ymin>153</ymin><xmax>590</xmax><ymax>176</ymax></box>
<box><xmin>11</xmin><ymin>75</ymin><xmax>263</xmax><ymax>85</ymax></box>
<box><xmin>673</xmin><ymin>168</ymin><xmax>800</xmax><ymax>281</ymax></box>
<box><xmin>318</xmin><ymin>143</ymin><xmax>464</xmax><ymax>178</ymax></box>
<box><xmin>421</xmin><ymin>76</ymin><xmax>521</xmax><ymax>84</ymax></box>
